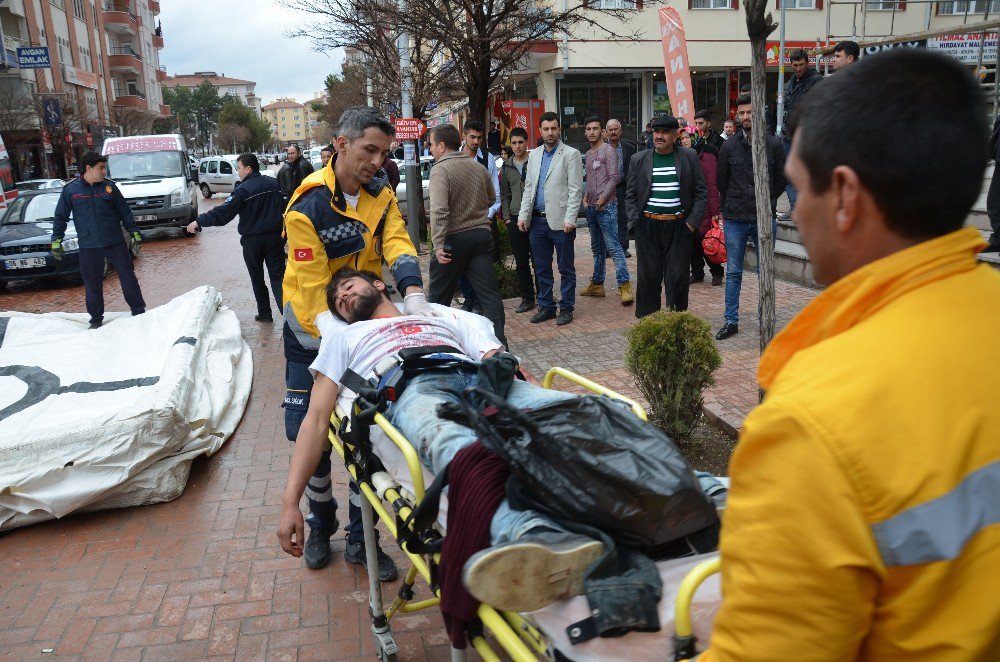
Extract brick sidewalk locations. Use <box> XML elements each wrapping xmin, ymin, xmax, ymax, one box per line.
<box><xmin>0</xmin><ymin>212</ymin><xmax>818</xmax><ymax>661</ymax></box>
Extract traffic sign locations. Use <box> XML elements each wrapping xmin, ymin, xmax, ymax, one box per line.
<box><xmin>393</xmin><ymin>117</ymin><xmax>426</xmax><ymax>141</ymax></box>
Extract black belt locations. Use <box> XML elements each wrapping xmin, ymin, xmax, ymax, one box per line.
<box><xmin>533</xmin><ymin>210</ymin><xmax>547</xmax><ymax>218</ymax></box>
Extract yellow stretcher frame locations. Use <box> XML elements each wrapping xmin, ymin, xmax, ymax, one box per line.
<box><xmin>327</xmin><ymin>365</ymin><xmax>716</xmax><ymax>661</ymax></box>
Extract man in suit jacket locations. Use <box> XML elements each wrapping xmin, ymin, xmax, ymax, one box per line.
<box><xmin>518</xmin><ymin>111</ymin><xmax>584</xmax><ymax>326</ymax></box>
<box><xmin>625</xmin><ymin>115</ymin><xmax>707</xmax><ymax>317</ymax></box>
<box><xmin>983</xmin><ymin>113</ymin><xmax>1000</xmax><ymax>252</ymax></box>
<box><xmin>606</xmin><ymin>118</ymin><xmax>638</xmax><ymax>256</ymax></box>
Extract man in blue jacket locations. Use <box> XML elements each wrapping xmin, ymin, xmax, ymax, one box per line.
<box><xmin>187</xmin><ymin>153</ymin><xmax>286</xmax><ymax>322</ymax></box>
<box><xmin>52</xmin><ymin>151</ymin><xmax>145</xmax><ymax>330</ymax></box>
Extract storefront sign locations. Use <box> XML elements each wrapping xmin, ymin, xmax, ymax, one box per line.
<box><xmin>16</xmin><ymin>47</ymin><xmax>50</xmax><ymax>69</ymax></box>
<box><xmin>393</xmin><ymin>117</ymin><xmax>426</xmax><ymax>141</ymax></box>
<box><xmin>862</xmin><ymin>40</ymin><xmax>926</xmax><ymax>57</ymax></box>
<box><xmin>765</xmin><ymin>41</ymin><xmax>819</xmax><ymax>66</ymax></box>
<box><xmin>63</xmin><ymin>65</ymin><xmax>100</xmax><ymax>89</ymax></box>
<box><xmin>927</xmin><ymin>33</ymin><xmax>997</xmax><ymax>64</ymax></box>
<box><xmin>563</xmin><ymin>106</ymin><xmax>575</xmax><ymax>116</ymax></box>
<box><xmin>658</xmin><ymin>8</ymin><xmax>695</xmax><ymax>119</ymax></box>
<box><xmin>43</xmin><ymin>99</ymin><xmax>62</xmax><ymax>127</ymax></box>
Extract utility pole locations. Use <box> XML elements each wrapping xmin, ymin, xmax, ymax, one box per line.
<box><xmin>775</xmin><ymin>0</ymin><xmax>787</xmax><ymax>136</ymax></box>
<box><xmin>398</xmin><ymin>22</ymin><xmax>421</xmax><ymax>248</ymax></box>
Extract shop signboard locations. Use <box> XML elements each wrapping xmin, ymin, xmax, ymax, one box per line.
<box><xmin>765</xmin><ymin>41</ymin><xmax>820</xmax><ymax>66</ymax></box>
<box><xmin>508</xmin><ymin>100</ymin><xmax>545</xmax><ymax>146</ymax></box>
<box><xmin>393</xmin><ymin>117</ymin><xmax>426</xmax><ymax>141</ymax></box>
<box><xmin>16</xmin><ymin>46</ymin><xmax>50</xmax><ymax>69</ymax></box>
<box><xmin>927</xmin><ymin>33</ymin><xmax>997</xmax><ymax>64</ymax></box>
<box><xmin>862</xmin><ymin>40</ymin><xmax>926</xmax><ymax>57</ymax></box>
<box><xmin>658</xmin><ymin>7</ymin><xmax>695</xmax><ymax>119</ymax></box>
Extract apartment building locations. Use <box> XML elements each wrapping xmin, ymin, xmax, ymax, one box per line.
<box><xmin>0</xmin><ymin>0</ymin><xmax>168</xmax><ymax>180</ymax></box>
<box><xmin>262</xmin><ymin>97</ymin><xmax>313</xmax><ymax>148</ymax></box>
<box><xmin>162</xmin><ymin>71</ymin><xmax>262</xmax><ymax>115</ymax></box>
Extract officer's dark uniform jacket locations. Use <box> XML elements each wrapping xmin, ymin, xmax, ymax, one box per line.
<box><xmin>196</xmin><ymin>170</ymin><xmax>284</xmax><ymax>236</ymax></box>
<box><xmin>281</xmin><ymin>155</ymin><xmax>422</xmax><ymax>363</ymax></box>
<box><xmin>52</xmin><ymin>176</ymin><xmax>138</xmax><ymax>248</ymax></box>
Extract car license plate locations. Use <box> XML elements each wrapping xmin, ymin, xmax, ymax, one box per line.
<box><xmin>135</xmin><ymin>214</ymin><xmax>157</xmax><ymax>222</ymax></box>
<box><xmin>5</xmin><ymin>257</ymin><xmax>46</xmax><ymax>269</ymax></box>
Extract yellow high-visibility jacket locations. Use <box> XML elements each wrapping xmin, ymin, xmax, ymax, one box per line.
<box><xmin>702</xmin><ymin>227</ymin><xmax>1000</xmax><ymax>661</ymax></box>
<box><xmin>281</xmin><ymin>158</ymin><xmax>421</xmax><ymax>356</ymax></box>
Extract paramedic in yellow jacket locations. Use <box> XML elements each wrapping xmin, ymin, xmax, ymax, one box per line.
<box><xmin>281</xmin><ymin>107</ymin><xmax>431</xmax><ymax>580</ymax></box>
<box><xmin>701</xmin><ymin>51</ymin><xmax>1000</xmax><ymax>660</ymax></box>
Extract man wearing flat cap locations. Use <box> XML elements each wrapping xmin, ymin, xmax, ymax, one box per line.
<box><xmin>625</xmin><ymin>115</ymin><xmax>708</xmax><ymax>316</ymax></box>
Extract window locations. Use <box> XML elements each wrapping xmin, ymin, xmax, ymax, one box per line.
<box><xmin>590</xmin><ymin>0</ymin><xmax>637</xmax><ymax>7</ymax></box>
<box><xmin>938</xmin><ymin>0</ymin><xmax>999</xmax><ymax>12</ymax></box>
<box><xmin>783</xmin><ymin>0</ymin><xmax>816</xmax><ymax>7</ymax></box>
<box><xmin>73</xmin><ymin>0</ymin><xmax>86</xmax><ymax>19</ymax></box>
<box><xmin>219</xmin><ymin>161</ymin><xmax>232</xmax><ymax>175</ymax></box>
<box><xmin>690</xmin><ymin>0</ymin><xmax>731</xmax><ymax>8</ymax></box>
<box><xmin>207</xmin><ymin>160</ymin><xmax>218</xmax><ymax>174</ymax></box>
<box><xmin>200</xmin><ymin>161</ymin><xmax>208</xmax><ymax>174</ymax></box>
<box><xmin>51</xmin><ymin>0</ymin><xmax>65</xmax><ymax>10</ymax></box>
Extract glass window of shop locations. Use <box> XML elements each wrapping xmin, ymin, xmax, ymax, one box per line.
<box><xmin>557</xmin><ymin>75</ymin><xmax>641</xmax><ymax>148</ymax></box>
<box><xmin>651</xmin><ymin>71</ymin><xmax>730</xmax><ymax>126</ymax></box>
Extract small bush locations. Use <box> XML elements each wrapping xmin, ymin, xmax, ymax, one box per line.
<box><xmin>625</xmin><ymin>311</ymin><xmax>723</xmax><ymax>443</ymax></box>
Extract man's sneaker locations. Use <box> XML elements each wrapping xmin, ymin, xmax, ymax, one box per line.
<box><xmin>556</xmin><ymin>310</ymin><xmax>573</xmax><ymax>326</ymax></box>
<box><xmin>515</xmin><ymin>298</ymin><xmax>537</xmax><ymax>314</ymax></box>
<box><xmin>716</xmin><ymin>323</ymin><xmax>739</xmax><ymax>340</ymax></box>
<box><xmin>580</xmin><ymin>281</ymin><xmax>605</xmax><ymax>297</ymax></box>
<box><xmin>618</xmin><ymin>282</ymin><xmax>634</xmax><ymax>306</ymax></box>
<box><xmin>304</xmin><ymin>525</ymin><xmax>335</xmax><ymax>569</ymax></box>
<box><xmin>530</xmin><ymin>308</ymin><xmax>556</xmax><ymax>323</ymax></box>
<box><xmin>88</xmin><ymin>319</ymin><xmax>103</xmax><ymax>330</ymax></box>
<box><xmin>776</xmin><ymin>211</ymin><xmax>792</xmax><ymax>222</ymax></box>
<box><xmin>463</xmin><ymin>531</ymin><xmax>604</xmax><ymax>612</ymax></box>
<box><xmin>711</xmin><ymin>273</ymin><xmax>724</xmax><ymax>286</ymax></box>
<box><xmin>345</xmin><ymin>541</ymin><xmax>399</xmax><ymax>582</ymax></box>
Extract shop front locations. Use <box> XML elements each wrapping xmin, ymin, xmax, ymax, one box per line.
<box><xmin>556</xmin><ymin>73</ymin><xmax>642</xmax><ymax>148</ymax></box>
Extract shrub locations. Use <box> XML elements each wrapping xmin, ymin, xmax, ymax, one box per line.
<box><xmin>625</xmin><ymin>311</ymin><xmax>723</xmax><ymax>443</ymax></box>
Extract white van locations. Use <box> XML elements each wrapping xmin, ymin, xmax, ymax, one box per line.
<box><xmin>102</xmin><ymin>134</ymin><xmax>199</xmax><ymax>230</ymax></box>
<box><xmin>197</xmin><ymin>155</ymin><xmax>240</xmax><ymax>198</ymax></box>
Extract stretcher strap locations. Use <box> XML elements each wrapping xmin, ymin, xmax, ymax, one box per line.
<box><xmin>398</xmin><ymin>464</ymin><xmax>449</xmax><ymax>555</ymax></box>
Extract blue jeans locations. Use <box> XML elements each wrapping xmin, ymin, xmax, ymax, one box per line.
<box><xmin>782</xmin><ymin>136</ymin><xmax>796</xmax><ymax>210</ymax></box>
<box><xmin>529</xmin><ymin>217</ymin><xmax>577</xmax><ymax>312</ymax></box>
<box><xmin>723</xmin><ymin>217</ymin><xmax>776</xmax><ymax>325</ymax></box>
<box><xmin>387</xmin><ymin>370</ymin><xmax>576</xmax><ymax>544</ymax></box>
<box><xmin>586</xmin><ymin>202</ymin><xmax>630</xmax><ymax>286</ymax></box>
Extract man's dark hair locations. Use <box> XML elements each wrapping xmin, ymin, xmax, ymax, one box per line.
<box><xmin>80</xmin><ymin>152</ymin><xmax>107</xmax><ymax>172</ymax></box>
<box><xmin>337</xmin><ymin>106</ymin><xmax>395</xmax><ymax>140</ymax></box>
<box><xmin>584</xmin><ymin>115</ymin><xmax>603</xmax><ymax>128</ymax></box>
<box><xmin>833</xmin><ymin>40</ymin><xmax>861</xmax><ymax>60</ymax></box>
<box><xmin>509</xmin><ymin>127</ymin><xmax>528</xmax><ymax>141</ymax></box>
<box><xmin>501</xmin><ymin>145</ymin><xmax>514</xmax><ymax>159</ymax></box>
<box><xmin>463</xmin><ymin>119</ymin><xmax>485</xmax><ymax>134</ymax></box>
<box><xmin>430</xmin><ymin>124</ymin><xmax>462</xmax><ymax>151</ymax></box>
<box><xmin>287</xmin><ymin>144</ymin><xmax>301</xmax><ymax>154</ymax></box>
<box><xmin>694</xmin><ymin>109</ymin><xmax>712</xmax><ymax>121</ymax></box>
<box><xmin>539</xmin><ymin>111</ymin><xmax>560</xmax><ymax>127</ymax></box>
<box><xmin>237</xmin><ymin>153</ymin><xmax>259</xmax><ymax>172</ymax></box>
<box><xmin>735</xmin><ymin>93</ymin><xmax>751</xmax><ymax>107</ymax></box>
<box><xmin>789</xmin><ymin>49</ymin><xmax>988</xmax><ymax>239</ymax></box>
<box><xmin>321</xmin><ymin>144</ymin><xmax>334</xmax><ymax>154</ymax></box>
<box><xmin>789</xmin><ymin>48</ymin><xmax>809</xmax><ymax>63</ymax></box>
<box><xmin>326</xmin><ymin>268</ymin><xmax>390</xmax><ymax>321</ymax></box>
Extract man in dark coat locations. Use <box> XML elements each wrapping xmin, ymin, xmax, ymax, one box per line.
<box><xmin>606</xmin><ymin>118</ymin><xmax>638</xmax><ymax>256</ymax></box>
<box><xmin>983</xmin><ymin>114</ymin><xmax>1000</xmax><ymax>252</ymax></box>
<box><xmin>778</xmin><ymin>50</ymin><xmax>822</xmax><ymax>221</ymax></box>
<box><xmin>277</xmin><ymin>144</ymin><xmax>314</xmax><ymax>203</ymax></box>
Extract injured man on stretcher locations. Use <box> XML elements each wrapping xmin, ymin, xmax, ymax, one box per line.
<box><xmin>277</xmin><ymin>267</ymin><xmax>721</xmax><ymax>615</ymax></box>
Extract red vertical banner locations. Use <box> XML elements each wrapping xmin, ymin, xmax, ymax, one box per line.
<box><xmin>658</xmin><ymin>7</ymin><xmax>695</xmax><ymax>119</ymax></box>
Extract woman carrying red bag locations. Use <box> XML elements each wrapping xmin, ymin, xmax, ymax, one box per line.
<box><xmin>679</xmin><ymin>126</ymin><xmax>725</xmax><ymax>286</ymax></box>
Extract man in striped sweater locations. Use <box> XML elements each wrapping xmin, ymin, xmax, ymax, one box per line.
<box><xmin>625</xmin><ymin>115</ymin><xmax>708</xmax><ymax>317</ymax></box>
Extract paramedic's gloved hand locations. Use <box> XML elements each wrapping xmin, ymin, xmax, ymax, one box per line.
<box><xmin>403</xmin><ymin>291</ymin><xmax>441</xmax><ymax>317</ymax></box>
<box><xmin>277</xmin><ymin>504</ymin><xmax>305</xmax><ymax>558</ymax></box>
<box><xmin>130</xmin><ymin>231</ymin><xmax>143</xmax><ymax>256</ymax></box>
<box><xmin>51</xmin><ymin>240</ymin><xmax>64</xmax><ymax>261</ymax></box>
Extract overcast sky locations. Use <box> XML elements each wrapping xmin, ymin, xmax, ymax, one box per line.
<box><xmin>157</xmin><ymin>0</ymin><xmax>344</xmax><ymax>105</ymax></box>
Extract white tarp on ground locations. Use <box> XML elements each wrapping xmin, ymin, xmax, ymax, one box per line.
<box><xmin>0</xmin><ymin>286</ymin><xmax>252</xmax><ymax>530</ymax></box>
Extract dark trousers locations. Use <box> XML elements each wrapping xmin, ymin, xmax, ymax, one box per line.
<box><xmin>635</xmin><ymin>217</ymin><xmax>693</xmax><ymax>317</ymax></box>
<box><xmin>79</xmin><ymin>241</ymin><xmax>145</xmax><ymax>323</ymax></box>
<box><xmin>505</xmin><ymin>219</ymin><xmax>535</xmax><ymax>301</ymax></box>
<box><xmin>615</xmin><ymin>185</ymin><xmax>629</xmax><ymax>253</ymax></box>
<box><xmin>529</xmin><ymin>217</ymin><xmax>576</xmax><ymax>313</ymax></box>
<box><xmin>241</xmin><ymin>232</ymin><xmax>285</xmax><ymax>318</ymax></box>
<box><xmin>284</xmin><ymin>352</ymin><xmax>365</xmax><ymax>544</ymax></box>
<box><xmin>987</xmin><ymin>166</ymin><xmax>1000</xmax><ymax>246</ymax></box>
<box><xmin>428</xmin><ymin>227</ymin><xmax>508</xmax><ymax>346</ymax></box>
<box><xmin>691</xmin><ymin>232</ymin><xmax>724</xmax><ymax>280</ymax></box>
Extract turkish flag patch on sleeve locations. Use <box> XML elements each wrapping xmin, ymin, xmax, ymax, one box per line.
<box><xmin>293</xmin><ymin>247</ymin><xmax>314</xmax><ymax>261</ymax></box>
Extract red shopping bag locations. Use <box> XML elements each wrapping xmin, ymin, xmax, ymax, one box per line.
<box><xmin>702</xmin><ymin>217</ymin><xmax>727</xmax><ymax>265</ymax></box>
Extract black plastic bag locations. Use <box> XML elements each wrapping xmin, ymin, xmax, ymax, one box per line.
<box><xmin>437</xmin><ymin>388</ymin><xmax>719</xmax><ymax>549</ymax></box>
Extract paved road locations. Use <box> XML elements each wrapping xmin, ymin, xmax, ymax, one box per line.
<box><xmin>0</xmin><ymin>182</ymin><xmax>818</xmax><ymax>660</ymax></box>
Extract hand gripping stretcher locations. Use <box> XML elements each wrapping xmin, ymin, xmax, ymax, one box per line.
<box><xmin>328</xmin><ymin>365</ymin><xmax>723</xmax><ymax>662</ymax></box>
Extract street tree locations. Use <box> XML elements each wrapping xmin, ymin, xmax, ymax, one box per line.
<box><xmin>0</xmin><ymin>88</ymin><xmax>40</xmax><ymax>135</ymax></box>
<box><xmin>162</xmin><ymin>82</ymin><xmax>224</xmax><ymax>150</ymax></box>
<box><xmin>216</xmin><ymin>122</ymin><xmax>252</xmax><ymax>153</ymax></box>
<box><xmin>280</xmin><ymin>0</ymin><xmax>642</xmax><ymax>122</ymax></box>
<box><xmin>218</xmin><ymin>94</ymin><xmax>272</xmax><ymax>150</ymax></box>
<box><xmin>314</xmin><ymin>68</ymin><xmax>368</xmax><ymax>128</ymax></box>
<box><xmin>112</xmin><ymin>106</ymin><xmax>156</xmax><ymax>136</ymax></box>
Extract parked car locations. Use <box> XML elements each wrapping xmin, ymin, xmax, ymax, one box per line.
<box><xmin>197</xmin><ymin>155</ymin><xmax>241</xmax><ymax>198</ymax></box>
<box><xmin>187</xmin><ymin>156</ymin><xmax>199</xmax><ymax>183</ymax></box>
<box><xmin>15</xmin><ymin>179</ymin><xmax>65</xmax><ymax>191</ymax></box>
<box><xmin>0</xmin><ymin>190</ymin><xmax>136</xmax><ymax>289</ymax></box>
<box><xmin>393</xmin><ymin>156</ymin><xmax>433</xmax><ymax>220</ymax></box>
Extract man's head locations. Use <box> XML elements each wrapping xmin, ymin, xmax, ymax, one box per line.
<box><xmin>80</xmin><ymin>152</ymin><xmax>107</xmax><ymax>184</ymax></box>
<box><xmin>605</xmin><ymin>119</ymin><xmax>623</xmax><ymax>145</ymax></box>
<box><xmin>463</xmin><ymin>119</ymin><xmax>485</xmax><ymax>154</ymax></box>
<box><xmin>650</xmin><ymin>115</ymin><xmax>679</xmax><ymax>154</ymax></box>
<box><xmin>326</xmin><ymin>268</ymin><xmax>392</xmax><ymax>323</ymax></box>
<box><xmin>832</xmin><ymin>41</ymin><xmax>861</xmax><ymax>70</ymax></box>
<box><xmin>787</xmin><ymin>49</ymin><xmax>987</xmax><ymax>286</ymax></box>
<box><xmin>333</xmin><ymin>106</ymin><xmax>395</xmax><ymax>187</ymax></box>
<box><xmin>735</xmin><ymin>94</ymin><xmax>752</xmax><ymax>133</ymax></box>
<box><xmin>790</xmin><ymin>49</ymin><xmax>810</xmax><ymax>78</ymax></box>
<box><xmin>538</xmin><ymin>112</ymin><xmax>561</xmax><ymax>147</ymax></box>
<box><xmin>429</xmin><ymin>124</ymin><xmax>461</xmax><ymax>161</ymax></box>
<box><xmin>320</xmin><ymin>145</ymin><xmax>334</xmax><ymax>167</ymax></box>
<box><xmin>236</xmin><ymin>153</ymin><xmax>259</xmax><ymax>180</ymax></box>
<box><xmin>693</xmin><ymin>110</ymin><xmax>712</xmax><ymax>135</ymax></box>
<box><xmin>286</xmin><ymin>145</ymin><xmax>301</xmax><ymax>163</ymax></box>
<box><xmin>509</xmin><ymin>127</ymin><xmax>528</xmax><ymax>158</ymax></box>
<box><xmin>723</xmin><ymin>119</ymin><xmax>736</xmax><ymax>137</ymax></box>
<box><xmin>584</xmin><ymin>115</ymin><xmax>604</xmax><ymax>146</ymax></box>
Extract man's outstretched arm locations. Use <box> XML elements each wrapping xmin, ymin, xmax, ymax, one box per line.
<box><xmin>277</xmin><ymin>373</ymin><xmax>340</xmax><ymax>557</ymax></box>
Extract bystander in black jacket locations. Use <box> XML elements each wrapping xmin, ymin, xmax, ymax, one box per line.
<box><xmin>716</xmin><ymin>129</ymin><xmax>787</xmax><ymax>222</ymax></box>
<box><xmin>277</xmin><ymin>157</ymin><xmax>314</xmax><ymax>202</ymax></box>
<box><xmin>782</xmin><ymin>67</ymin><xmax>823</xmax><ymax>137</ymax></box>
<box><xmin>196</xmin><ymin>171</ymin><xmax>284</xmax><ymax>235</ymax></box>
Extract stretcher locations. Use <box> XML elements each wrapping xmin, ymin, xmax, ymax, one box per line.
<box><xmin>327</xmin><ymin>366</ymin><xmax>722</xmax><ymax>662</ymax></box>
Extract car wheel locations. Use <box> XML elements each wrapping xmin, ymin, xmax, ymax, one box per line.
<box><xmin>200</xmin><ymin>183</ymin><xmax>212</xmax><ymax>199</ymax></box>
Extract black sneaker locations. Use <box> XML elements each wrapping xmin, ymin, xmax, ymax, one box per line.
<box><xmin>530</xmin><ymin>308</ymin><xmax>556</xmax><ymax>323</ymax></box>
<box><xmin>254</xmin><ymin>314</ymin><xmax>273</xmax><ymax>323</ymax></box>
<box><xmin>345</xmin><ymin>541</ymin><xmax>399</xmax><ymax>582</ymax></box>
<box><xmin>556</xmin><ymin>310</ymin><xmax>573</xmax><ymax>326</ymax></box>
<box><xmin>715</xmin><ymin>323</ymin><xmax>739</xmax><ymax>340</ymax></box>
<box><xmin>88</xmin><ymin>319</ymin><xmax>103</xmax><ymax>329</ymax></box>
<box><xmin>304</xmin><ymin>525</ymin><xmax>335</xmax><ymax>569</ymax></box>
<box><xmin>515</xmin><ymin>298</ymin><xmax>536</xmax><ymax>314</ymax></box>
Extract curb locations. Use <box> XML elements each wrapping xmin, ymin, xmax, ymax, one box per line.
<box><xmin>703</xmin><ymin>398</ymin><xmax>745</xmax><ymax>440</ymax></box>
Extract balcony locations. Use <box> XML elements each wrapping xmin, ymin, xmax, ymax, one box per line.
<box><xmin>114</xmin><ymin>92</ymin><xmax>148</xmax><ymax>111</ymax></box>
<box><xmin>152</xmin><ymin>34</ymin><xmax>164</xmax><ymax>49</ymax></box>
<box><xmin>148</xmin><ymin>0</ymin><xmax>160</xmax><ymax>14</ymax></box>
<box><xmin>103</xmin><ymin>2</ymin><xmax>139</xmax><ymax>36</ymax></box>
<box><xmin>156</xmin><ymin>65</ymin><xmax>167</xmax><ymax>82</ymax></box>
<box><xmin>108</xmin><ymin>45</ymin><xmax>141</xmax><ymax>74</ymax></box>
<box><xmin>159</xmin><ymin>103</ymin><xmax>170</xmax><ymax>116</ymax></box>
